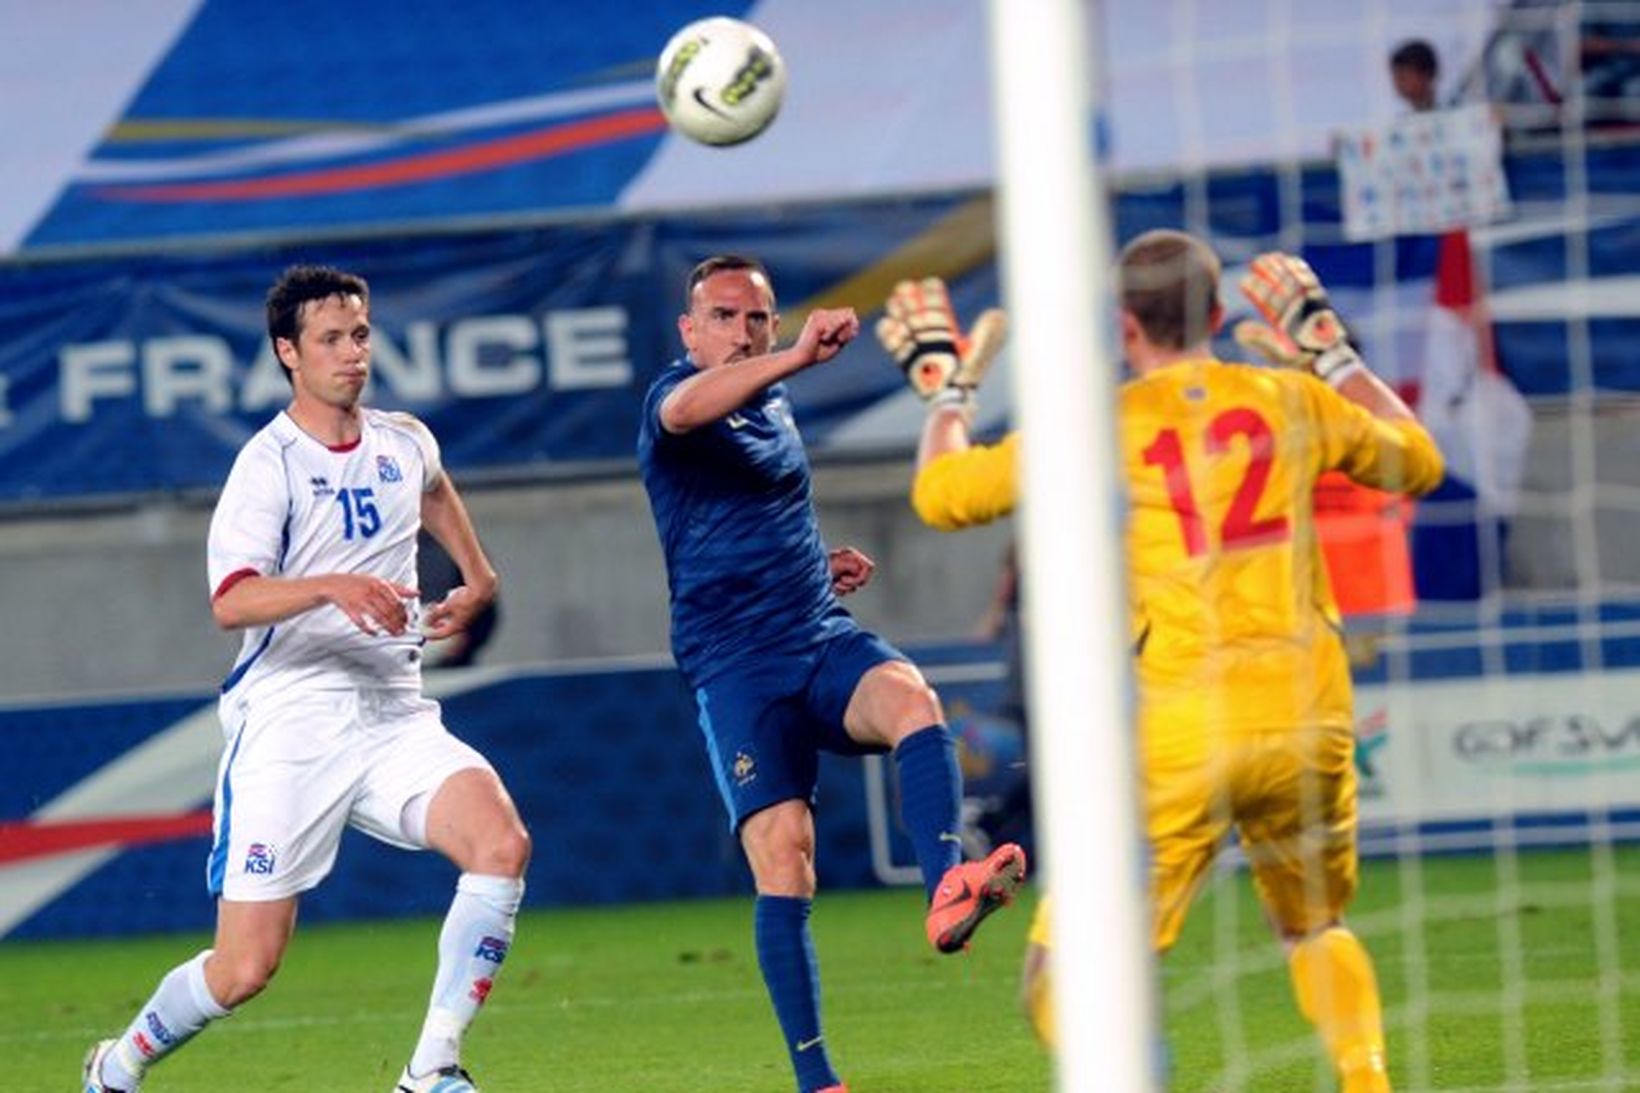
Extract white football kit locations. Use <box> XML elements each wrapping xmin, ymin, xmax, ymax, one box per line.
<box><xmin>204</xmin><ymin>408</ymin><xmax>491</xmax><ymax>900</ymax></box>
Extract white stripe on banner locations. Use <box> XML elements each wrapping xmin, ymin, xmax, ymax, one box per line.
<box><xmin>0</xmin><ymin>0</ymin><xmax>202</xmax><ymax>254</ymax></box>
<box><xmin>0</xmin><ymin>666</ymin><xmax>514</xmax><ymax>938</ymax></box>
<box><xmin>0</xmin><ymin>703</ymin><xmax>220</xmax><ymax>937</ymax></box>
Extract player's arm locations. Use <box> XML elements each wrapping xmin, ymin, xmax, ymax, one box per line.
<box><xmin>1316</xmin><ymin>384</ymin><xmax>1445</xmax><ymax>496</ymax></box>
<box><xmin>912</xmin><ymin>433</ymin><xmax>1022</xmax><ymax>530</ymax></box>
<box><xmin>206</xmin><ymin>442</ymin><xmax>418</xmax><ymax>635</ymax></box>
<box><xmin>1239</xmin><ymin>252</ymin><xmax>1443</xmax><ymax>494</ymax></box>
<box><xmin>420</xmin><ymin>471</ymin><xmax>500</xmax><ymax>640</ymax></box>
<box><xmin>660</xmin><ymin>308</ymin><xmax>860</xmax><ymax>434</ymax></box>
<box><xmin>1330</xmin><ymin>368</ymin><xmax>1421</xmax><ymax>424</ymax></box>
<box><xmin>212</xmin><ymin>572</ymin><xmax>420</xmax><ymax>636</ymax></box>
<box><xmin>875</xmin><ymin>277</ymin><xmax>1019</xmax><ymax>530</ymax></box>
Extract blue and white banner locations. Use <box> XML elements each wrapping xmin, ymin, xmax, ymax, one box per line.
<box><xmin>9</xmin><ymin>610</ymin><xmax>1640</xmax><ymax>940</ymax></box>
<box><xmin>0</xmin><ymin>642</ymin><xmax>1010</xmax><ymax>940</ymax></box>
<box><xmin>2</xmin><ymin>146</ymin><xmax>1637</xmax><ymax>506</ymax></box>
<box><xmin>2</xmin><ymin>0</ymin><xmax>1502</xmax><ymax>257</ymax></box>
<box><xmin>0</xmin><ymin>196</ymin><xmax>971</xmax><ymax>503</ymax></box>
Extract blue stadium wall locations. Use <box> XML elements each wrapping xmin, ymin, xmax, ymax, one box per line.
<box><xmin>1</xmin><ymin>643</ymin><xmax>1010</xmax><ymax>940</ymax></box>
<box><xmin>10</xmin><ymin>609</ymin><xmax>1640</xmax><ymax>941</ymax></box>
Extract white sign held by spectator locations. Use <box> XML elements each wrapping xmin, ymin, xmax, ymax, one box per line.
<box><xmin>1337</xmin><ymin>104</ymin><xmax>1511</xmax><ymax>241</ymax></box>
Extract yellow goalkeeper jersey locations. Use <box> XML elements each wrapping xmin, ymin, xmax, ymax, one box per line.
<box><xmin>912</xmin><ymin>358</ymin><xmax>1444</xmax><ymax>741</ymax></box>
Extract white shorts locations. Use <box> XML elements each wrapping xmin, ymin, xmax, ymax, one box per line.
<box><xmin>208</xmin><ymin>687</ymin><xmax>493</xmax><ymax>901</ymax></box>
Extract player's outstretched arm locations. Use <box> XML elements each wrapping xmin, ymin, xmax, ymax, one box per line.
<box><xmin>1240</xmin><ymin>252</ymin><xmax>1444</xmax><ymax>494</ymax></box>
<box><xmin>1238</xmin><ymin>252</ymin><xmax>1422</xmax><ymax>424</ymax></box>
<box><xmin>211</xmin><ymin>572</ymin><xmax>420</xmax><ymax>635</ymax></box>
<box><xmin>877</xmin><ymin>278</ymin><xmax>1007</xmax><ymax>457</ymax></box>
<box><xmin>420</xmin><ymin>472</ymin><xmax>500</xmax><ymax>640</ymax></box>
<box><xmin>873</xmin><ymin>277</ymin><xmax>1020</xmax><ymax>529</ymax></box>
<box><xmin>874</xmin><ymin>278</ymin><xmax>1007</xmax><ymax>472</ymax></box>
<box><xmin>660</xmin><ymin>308</ymin><xmax>859</xmax><ymax>434</ymax></box>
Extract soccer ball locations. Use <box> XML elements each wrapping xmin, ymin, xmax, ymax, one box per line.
<box><xmin>655</xmin><ymin>17</ymin><xmax>786</xmax><ymax>147</ymax></box>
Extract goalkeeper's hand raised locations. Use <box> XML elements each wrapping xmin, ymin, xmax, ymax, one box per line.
<box><xmin>1232</xmin><ymin>318</ymin><xmax>1313</xmax><ymax>370</ymax></box>
<box><xmin>876</xmin><ymin>277</ymin><xmax>1007</xmax><ymax>419</ymax></box>
<box><xmin>1238</xmin><ymin>252</ymin><xmax>1366</xmax><ymax>386</ymax></box>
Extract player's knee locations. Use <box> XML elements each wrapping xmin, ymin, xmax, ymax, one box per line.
<box><xmin>1277</xmin><ymin>916</ymin><xmax>1345</xmax><ymax>952</ymax></box>
<box><xmin>767</xmin><ymin>828</ymin><xmax>816</xmax><ymax>883</ymax></box>
<box><xmin>492</xmin><ymin>820</ymin><xmax>531</xmax><ymax>873</ymax></box>
<box><xmin>885</xmin><ymin>673</ymin><xmax>944</xmax><ymax>742</ymax></box>
<box><xmin>758</xmin><ymin>858</ymin><xmax>816</xmax><ymax>898</ymax></box>
<box><xmin>212</xmin><ymin>950</ymin><xmax>281</xmax><ymax>1006</ymax></box>
<box><xmin>480</xmin><ymin>823</ymin><xmax>531</xmax><ymax>878</ymax></box>
<box><xmin>901</xmin><ymin>669</ymin><xmax>944</xmax><ymax>721</ymax></box>
<box><xmin>909</xmin><ymin>681</ymin><xmax>944</xmax><ymax>728</ymax></box>
<box><xmin>747</xmin><ymin>830</ymin><xmax>816</xmax><ymax>896</ymax></box>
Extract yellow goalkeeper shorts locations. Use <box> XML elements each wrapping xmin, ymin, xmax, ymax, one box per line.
<box><xmin>1147</xmin><ymin>722</ymin><xmax>1360</xmax><ymax>951</ymax></box>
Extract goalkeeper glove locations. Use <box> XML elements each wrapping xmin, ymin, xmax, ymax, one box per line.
<box><xmin>1238</xmin><ymin>252</ymin><xmax>1366</xmax><ymax>386</ymax></box>
<box><xmin>876</xmin><ymin>277</ymin><xmax>1007</xmax><ymax>419</ymax></box>
<box><xmin>1232</xmin><ymin>318</ymin><xmax>1313</xmax><ymax>370</ymax></box>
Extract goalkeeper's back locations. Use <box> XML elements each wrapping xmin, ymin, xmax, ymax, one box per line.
<box><xmin>1123</xmin><ymin>357</ymin><xmax>1442</xmax><ymax>740</ymax></box>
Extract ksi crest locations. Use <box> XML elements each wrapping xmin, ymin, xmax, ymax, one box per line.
<box><xmin>244</xmin><ymin>842</ymin><xmax>277</xmax><ymax>875</ymax></box>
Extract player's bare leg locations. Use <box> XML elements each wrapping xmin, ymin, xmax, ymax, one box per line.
<box><xmin>85</xmin><ymin>898</ymin><xmax>293</xmax><ymax>1091</ymax></box>
<box><xmin>394</xmin><ymin>768</ymin><xmax>530</xmax><ymax>1093</ymax></box>
<box><xmin>742</xmin><ymin>798</ymin><xmax>819</xmax><ymax>899</ymax></box>
<box><xmin>845</xmin><ymin>660</ymin><xmax>1026</xmax><ymax>951</ymax></box>
<box><xmin>207</xmin><ymin>897</ymin><xmax>300</xmax><ymax>1004</ymax></box>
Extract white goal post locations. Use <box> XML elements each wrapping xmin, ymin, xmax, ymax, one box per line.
<box><xmin>987</xmin><ymin>2</ymin><xmax>1156</xmax><ymax>1090</ymax></box>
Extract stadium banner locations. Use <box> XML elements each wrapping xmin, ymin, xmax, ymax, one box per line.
<box><xmin>0</xmin><ymin>196</ymin><xmax>971</xmax><ymax>505</ymax></box>
<box><xmin>11</xmin><ymin>615</ymin><xmax>1640</xmax><ymax>941</ymax></box>
<box><xmin>3</xmin><ymin>145</ymin><xmax>1638</xmax><ymax>506</ymax></box>
<box><xmin>1357</xmin><ymin>668</ymin><xmax>1640</xmax><ymax>828</ymax></box>
<box><xmin>5</xmin><ymin>0</ymin><xmax>1502</xmax><ymax>258</ymax></box>
<box><xmin>0</xmin><ymin>642</ymin><xmax>1007</xmax><ymax>941</ymax></box>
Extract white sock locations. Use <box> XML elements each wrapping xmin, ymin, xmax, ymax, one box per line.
<box><xmin>407</xmin><ymin>873</ymin><xmax>523</xmax><ymax>1077</ymax></box>
<box><xmin>104</xmin><ymin>950</ymin><xmax>231</xmax><ymax>1087</ymax></box>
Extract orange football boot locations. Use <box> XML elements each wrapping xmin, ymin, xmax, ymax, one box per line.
<box><xmin>925</xmin><ymin>842</ymin><xmax>1027</xmax><ymax>953</ymax></box>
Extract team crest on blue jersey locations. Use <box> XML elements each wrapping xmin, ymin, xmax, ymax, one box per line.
<box><xmin>768</xmin><ymin>397</ymin><xmax>797</xmax><ymax>433</ymax></box>
<box><xmin>376</xmin><ymin>455</ymin><xmax>403</xmax><ymax>483</ymax></box>
<box><xmin>243</xmin><ymin>842</ymin><xmax>277</xmax><ymax>875</ymax></box>
<box><xmin>732</xmin><ymin>750</ymin><xmax>757</xmax><ymax>787</ymax></box>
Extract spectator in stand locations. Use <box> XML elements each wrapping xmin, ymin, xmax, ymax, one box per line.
<box><xmin>1389</xmin><ymin>39</ymin><xmax>1441</xmax><ymax>113</ymax></box>
<box><xmin>1579</xmin><ymin>13</ymin><xmax>1640</xmax><ymax>127</ymax></box>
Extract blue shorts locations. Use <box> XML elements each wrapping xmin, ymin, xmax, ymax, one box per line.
<box><xmin>693</xmin><ymin>623</ymin><xmax>905</xmax><ymax>832</ymax></box>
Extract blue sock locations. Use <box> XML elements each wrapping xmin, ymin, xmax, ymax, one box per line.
<box><xmin>894</xmin><ymin>724</ymin><xmax>965</xmax><ymax>902</ymax></box>
<box><xmin>755</xmin><ymin>895</ymin><xmax>840</xmax><ymax>1093</ymax></box>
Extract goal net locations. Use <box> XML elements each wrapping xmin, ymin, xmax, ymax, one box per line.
<box><xmin>1002</xmin><ymin>1</ymin><xmax>1640</xmax><ymax>1089</ymax></box>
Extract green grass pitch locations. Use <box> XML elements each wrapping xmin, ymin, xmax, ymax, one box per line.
<box><xmin>9</xmin><ymin>845</ymin><xmax>1637</xmax><ymax>1090</ymax></box>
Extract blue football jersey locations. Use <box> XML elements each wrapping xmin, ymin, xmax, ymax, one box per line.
<box><xmin>637</xmin><ymin>359</ymin><xmax>847</xmax><ymax>684</ymax></box>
